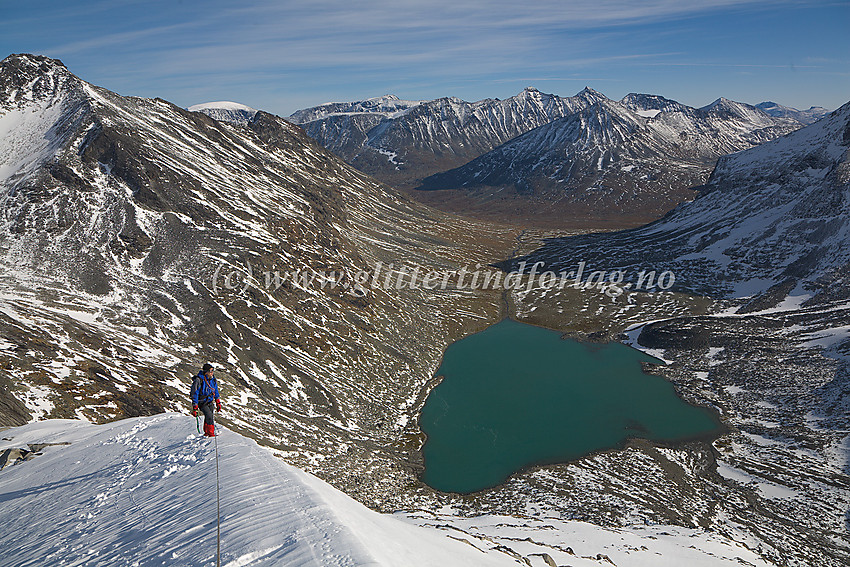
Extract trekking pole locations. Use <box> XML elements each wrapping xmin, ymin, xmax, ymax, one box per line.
<box><xmin>214</xmin><ymin>425</ymin><xmax>221</xmax><ymax>567</ymax></box>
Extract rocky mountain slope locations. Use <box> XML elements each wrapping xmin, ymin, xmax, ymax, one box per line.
<box><xmin>418</xmin><ymin>95</ymin><xmax>802</xmax><ymax>226</ymax></box>
<box><xmin>290</xmin><ymin>87</ymin><xmax>605</xmax><ymax>190</ymax></box>
<box><xmin>500</xmin><ymin>100</ymin><xmax>850</xmax><ymax>297</ymax></box>
<box><xmin>0</xmin><ymin>53</ymin><xmax>516</xmax><ymax>509</ymax></box>
<box><xmin>491</xmin><ymin>101</ymin><xmax>850</xmax><ymax>565</ymax></box>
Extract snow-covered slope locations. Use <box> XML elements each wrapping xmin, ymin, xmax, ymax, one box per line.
<box><xmin>0</xmin><ymin>415</ymin><xmax>778</xmax><ymax>567</ymax></box>
<box><xmin>0</xmin><ymin>415</ymin><xmax>515</xmax><ymax>567</ymax></box>
<box><xmin>188</xmin><ymin>101</ymin><xmax>258</xmax><ymax>126</ymax></box>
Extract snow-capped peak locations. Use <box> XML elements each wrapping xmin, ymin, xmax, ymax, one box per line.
<box><xmin>188</xmin><ymin>101</ymin><xmax>258</xmax><ymax>126</ymax></box>
<box><xmin>1</xmin><ymin>53</ymin><xmax>66</xmax><ymax>75</ymax></box>
<box><xmin>188</xmin><ymin>101</ymin><xmax>255</xmax><ymax>112</ymax></box>
<box><xmin>515</xmin><ymin>86</ymin><xmax>560</xmax><ymax>104</ymax></box>
<box><xmin>363</xmin><ymin>94</ymin><xmax>402</xmax><ymax>104</ymax></box>
<box><xmin>701</xmin><ymin>97</ymin><xmax>732</xmax><ymax>110</ymax></box>
<box><xmin>699</xmin><ymin>97</ymin><xmax>764</xmax><ymax>117</ymax></box>
<box><xmin>620</xmin><ymin>93</ymin><xmax>688</xmax><ymax>115</ymax></box>
<box><xmin>697</xmin><ymin>96</ymin><xmax>784</xmax><ymax>125</ymax></box>
<box><xmin>519</xmin><ymin>86</ymin><xmax>543</xmax><ymax>98</ymax></box>
<box><xmin>1</xmin><ymin>53</ymin><xmax>74</xmax><ymax>100</ymax></box>
<box><xmin>0</xmin><ymin>53</ymin><xmax>87</xmax><ymax>186</ymax></box>
<box><xmin>575</xmin><ymin>86</ymin><xmax>608</xmax><ymax>103</ymax></box>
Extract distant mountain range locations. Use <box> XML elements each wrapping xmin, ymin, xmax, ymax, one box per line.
<box><xmin>755</xmin><ymin>101</ymin><xmax>830</xmax><ymax>125</ymax></box>
<box><xmin>501</xmin><ymin>99</ymin><xmax>850</xmax><ymax>299</ymax></box>
<box><xmin>286</xmin><ymin>89</ymin><xmax>815</xmax><ymax>226</ymax></box>
<box><xmin>289</xmin><ymin>87</ymin><xmax>603</xmax><ymax>192</ymax></box>
<box><xmin>419</xmin><ymin>95</ymin><xmax>802</xmax><ymax>225</ymax></box>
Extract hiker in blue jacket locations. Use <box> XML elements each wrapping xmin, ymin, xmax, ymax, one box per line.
<box><xmin>191</xmin><ymin>363</ymin><xmax>222</xmax><ymax>437</ymax></box>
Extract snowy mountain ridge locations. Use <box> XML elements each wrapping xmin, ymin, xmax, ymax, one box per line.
<box><xmin>0</xmin><ymin>415</ymin><xmax>778</xmax><ymax>567</ymax></box>
<box><xmin>288</xmin><ymin>94</ymin><xmax>425</xmax><ymax>123</ymax></box>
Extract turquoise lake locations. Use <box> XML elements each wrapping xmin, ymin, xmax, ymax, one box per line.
<box><xmin>419</xmin><ymin>318</ymin><xmax>724</xmax><ymax>494</ymax></box>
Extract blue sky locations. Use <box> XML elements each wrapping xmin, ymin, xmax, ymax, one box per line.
<box><xmin>2</xmin><ymin>0</ymin><xmax>848</xmax><ymax>115</ymax></box>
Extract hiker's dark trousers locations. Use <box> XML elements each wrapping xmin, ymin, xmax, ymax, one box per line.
<box><xmin>199</xmin><ymin>401</ymin><xmax>215</xmax><ymax>426</ymax></box>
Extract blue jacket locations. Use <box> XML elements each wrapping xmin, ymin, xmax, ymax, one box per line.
<box><xmin>191</xmin><ymin>372</ymin><xmax>220</xmax><ymax>405</ymax></box>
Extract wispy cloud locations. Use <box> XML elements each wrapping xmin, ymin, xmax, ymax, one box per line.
<box><xmin>644</xmin><ymin>62</ymin><xmax>824</xmax><ymax>68</ymax></box>
<box><xmin>491</xmin><ymin>78</ymin><xmax>626</xmax><ymax>83</ymax></box>
<box><xmin>35</xmin><ymin>1</ymin><xmax>779</xmax><ymax>70</ymax></box>
<box><xmin>46</xmin><ymin>22</ymin><xmax>203</xmax><ymax>55</ymax></box>
<box><xmin>2</xmin><ymin>0</ymin><xmax>846</xmax><ymax>112</ymax></box>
